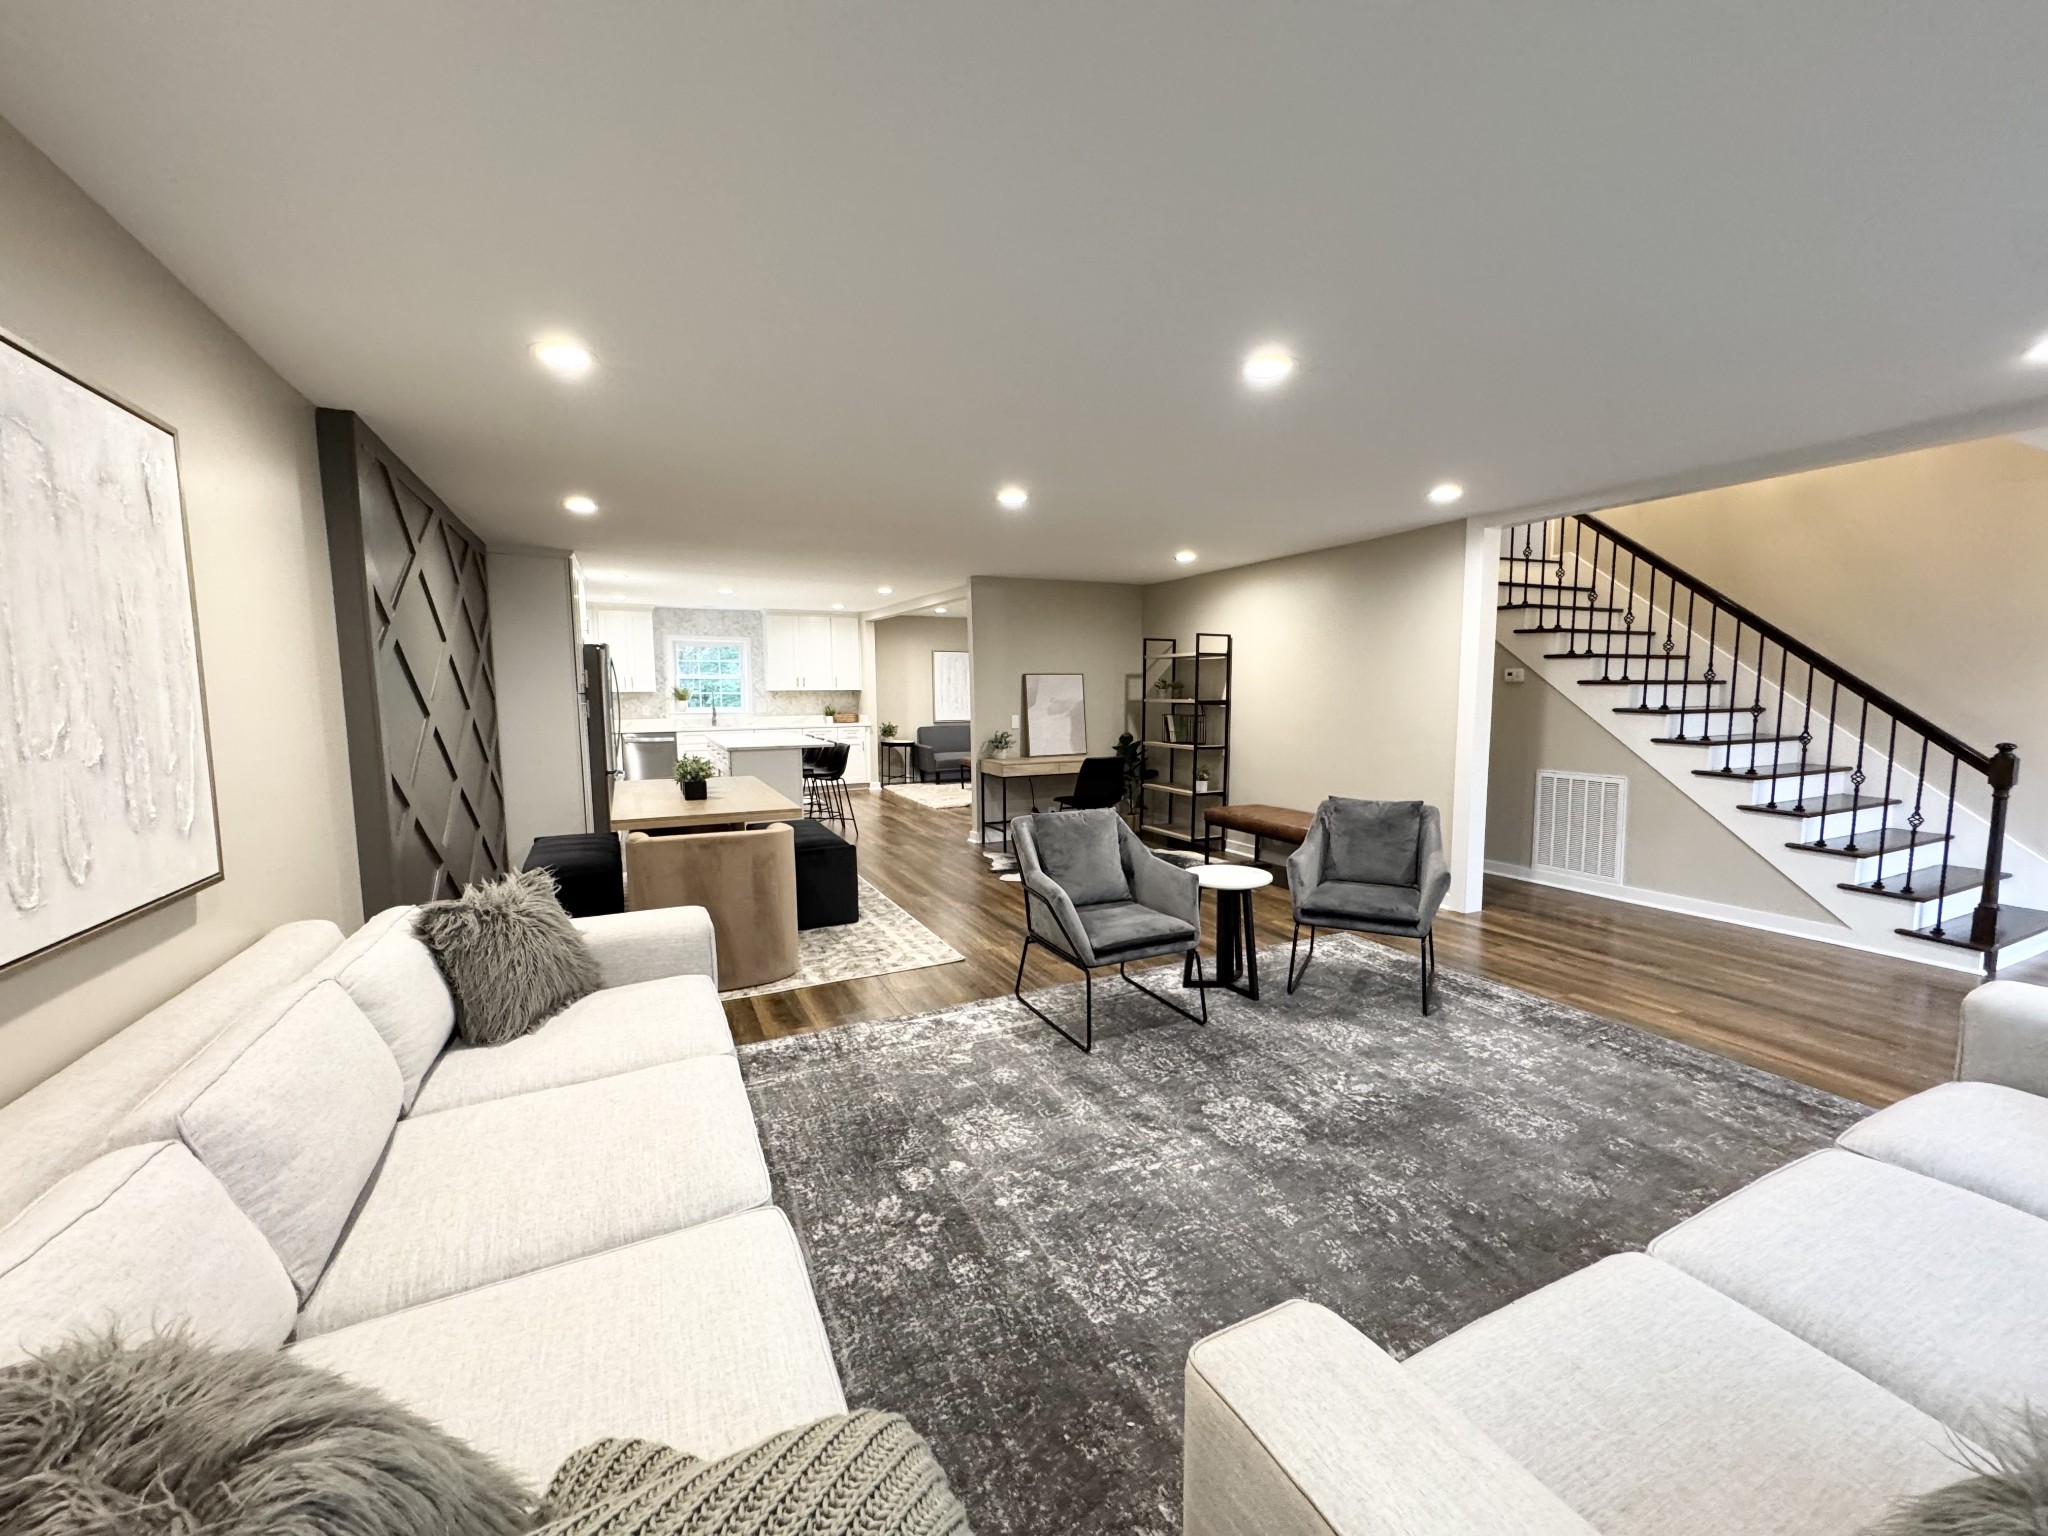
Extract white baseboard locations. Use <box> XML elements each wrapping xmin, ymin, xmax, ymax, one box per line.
<box><xmin>1483</xmin><ymin>860</ymin><xmax>1985</xmax><ymax>974</ymax></box>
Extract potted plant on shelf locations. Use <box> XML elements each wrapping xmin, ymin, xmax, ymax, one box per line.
<box><xmin>983</xmin><ymin>729</ymin><xmax>1013</xmax><ymax>760</ymax></box>
<box><xmin>674</xmin><ymin>754</ymin><xmax>716</xmax><ymax>801</ymax></box>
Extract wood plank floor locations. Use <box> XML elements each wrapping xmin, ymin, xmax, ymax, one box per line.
<box><xmin>723</xmin><ymin>789</ymin><xmax>2046</xmax><ymax>1107</ymax></box>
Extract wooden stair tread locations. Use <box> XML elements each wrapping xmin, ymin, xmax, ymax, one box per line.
<box><xmin>1736</xmin><ymin>795</ymin><xmax>1900</xmax><ymax>819</ymax></box>
<box><xmin>1785</xmin><ymin>827</ymin><xmax>1950</xmax><ymax>858</ymax></box>
<box><xmin>1576</xmin><ymin>676</ymin><xmax>1726</xmax><ymax>688</ymax></box>
<box><xmin>1650</xmin><ymin>731</ymin><xmax>1806</xmax><ymax>747</ymax></box>
<box><xmin>1842</xmin><ymin>867</ymin><xmax>2006</xmax><ymax>902</ymax></box>
<box><xmin>1692</xmin><ymin>762</ymin><xmax>1850</xmax><ymax>782</ymax></box>
<box><xmin>1902</xmin><ymin>905</ymin><xmax>2048</xmax><ymax>955</ymax></box>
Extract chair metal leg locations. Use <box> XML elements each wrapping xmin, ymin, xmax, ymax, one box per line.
<box><xmin>1286</xmin><ymin>923</ymin><xmax>1317</xmax><ymax>994</ymax></box>
<box><xmin>1120</xmin><ymin>954</ymin><xmax>1208</xmax><ymax>1026</ymax></box>
<box><xmin>1012</xmin><ymin>933</ymin><xmax>1095</xmax><ymax>1052</ymax></box>
<box><xmin>1419</xmin><ymin>928</ymin><xmax>1438</xmax><ymax>1015</ymax></box>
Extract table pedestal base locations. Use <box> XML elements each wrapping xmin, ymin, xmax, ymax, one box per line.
<box><xmin>1186</xmin><ymin>885</ymin><xmax>1261</xmax><ymax>1000</ymax></box>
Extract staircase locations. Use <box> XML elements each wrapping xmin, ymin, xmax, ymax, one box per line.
<box><xmin>1497</xmin><ymin>515</ymin><xmax>2048</xmax><ymax>975</ymax></box>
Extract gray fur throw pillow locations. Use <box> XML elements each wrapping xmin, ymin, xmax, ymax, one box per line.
<box><xmin>0</xmin><ymin>1331</ymin><xmax>531</xmax><ymax>1536</ymax></box>
<box><xmin>536</xmin><ymin>1411</ymin><xmax>971</xmax><ymax>1535</ymax></box>
<box><xmin>417</xmin><ymin>867</ymin><xmax>602</xmax><ymax>1046</ymax></box>
<box><xmin>1869</xmin><ymin>1416</ymin><xmax>2048</xmax><ymax>1535</ymax></box>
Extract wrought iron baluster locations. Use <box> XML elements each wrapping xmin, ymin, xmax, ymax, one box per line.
<box><xmin>1843</xmin><ymin>699</ymin><xmax>1871</xmax><ymax>853</ymax></box>
<box><xmin>1931</xmin><ymin>757</ymin><xmax>1961</xmax><ymax>939</ymax></box>
<box><xmin>1765</xmin><ymin>644</ymin><xmax>1790</xmax><ymax>810</ymax></box>
<box><xmin>1900</xmin><ymin>737</ymin><xmax>1930</xmax><ymax>898</ymax></box>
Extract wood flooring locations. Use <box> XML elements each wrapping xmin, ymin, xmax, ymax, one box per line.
<box><xmin>723</xmin><ymin>789</ymin><xmax>2047</xmax><ymax>1107</ymax></box>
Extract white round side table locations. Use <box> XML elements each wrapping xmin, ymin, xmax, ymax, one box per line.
<box><xmin>1186</xmin><ymin>864</ymin><xmax>1274</xmax><ymax>1000</ymax></box>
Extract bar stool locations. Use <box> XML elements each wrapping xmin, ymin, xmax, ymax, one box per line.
<box><xmin>805</xmin><ymin>740</ymin><xmax>856</xmax><ymax>840</ymax></box>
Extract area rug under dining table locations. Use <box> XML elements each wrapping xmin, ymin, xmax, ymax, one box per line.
<box><xmin>738</xmin><ymin>933</ymin><xmax>1862</xmax><ymax>1536</ymax></box>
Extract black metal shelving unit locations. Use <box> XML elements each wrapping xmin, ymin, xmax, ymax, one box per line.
<box><xmin>1138</xmin><ymin>632</ymin><xmax>1231</xmax><ymax>855</ymax></box>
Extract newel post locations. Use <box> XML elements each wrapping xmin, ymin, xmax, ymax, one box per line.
<box><xmin>1971</xmin><ymin>743</ymin><xmax>2020</xmax><ymax>975</ymax></box>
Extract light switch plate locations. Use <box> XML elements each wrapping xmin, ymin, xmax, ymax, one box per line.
<box><xmin>1502</xmin><ymin>666</ymin><xmax>1527</xmax><ymax>684</ymax></box>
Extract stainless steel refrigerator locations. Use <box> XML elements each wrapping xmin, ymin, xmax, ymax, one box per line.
<box><xmin>582</xmin><ymin>642</ymin><xmax>622</xmax><ymax>831</ymax></box>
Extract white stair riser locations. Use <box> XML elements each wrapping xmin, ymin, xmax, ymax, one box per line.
<box><xmin>1702</xmin><ymin>740</ymin><xmax>1809</xmax><ymax>774</ymax></box>
<box><xmin>1767</xmin><ymin>805</ymin><xmax>1901</xmax><ymax>843</ymax></box>
<box><xmin>1739</xmin><ymin>770</ymin><xmax>1855</xmax><ymax>803</ymax></box>
<box><xmin>1836</xmin><ymin>841</ymin><xmax>1953</xmax><ymax>885</ymax></box>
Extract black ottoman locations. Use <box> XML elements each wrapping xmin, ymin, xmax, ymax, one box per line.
<box><xmin>522</xmin><ymin>832</ymin><xmax>625</xmax><ymax>918</ymax></box>
<box><xmin>790</xmin><ymin>818</ymin><xmax>859</xmax><ymax>930</ymax></box>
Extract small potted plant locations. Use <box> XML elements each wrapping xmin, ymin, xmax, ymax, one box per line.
<box><xmin>674</xmin><ymin>754</ymin><xmax>716</xmax><ymax>801</ymax></box>
<box><xmin>671</xmin><ymin>685</ymin><xmax>691</xmax><ymax>714</ymax></box>
<box><xmin>880</xmin><ymin>721</ymin><xmax>898</xmax><ymax>740</ymax></box>
<box><xmin>824</xmin><ymin>705</ymin><xmax>839</xmax><ymax>723</ymax></box>
<box><xmin>983</xmin><ymin>728</ymin><xmax>1014</xmax><ymax>760</ymax></box>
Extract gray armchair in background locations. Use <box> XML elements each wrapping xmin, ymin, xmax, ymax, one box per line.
<box><xmin>911</xmin><ymin>723</ymin><xmax>971</xmax><ymax>782</ymax></box>
<box><xmin>1286</xmin><ymin>798</ymin><xmax>1452</xmax><ymax>1012</ymax></box>
<box><xmin>1010</xmin><ymin>808</ymin><xmax>1205</xmax><ymax>1051</ymax></box>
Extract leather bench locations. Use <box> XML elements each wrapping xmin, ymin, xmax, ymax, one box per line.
<box><xmin>1203</xmin><ymin>804</ymin><xmax>1314</xmax><ymax>865</ymax></box>
<box><xmin>522</xmin><ymin>832</ymin><xmax>625</xmax><ymax>917</ymax></box>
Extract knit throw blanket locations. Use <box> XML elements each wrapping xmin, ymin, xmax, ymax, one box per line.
<box><xmin>536</xmin><ymin>1412</ymin><xmax>972</xmax><ymax>1536</ymax></box>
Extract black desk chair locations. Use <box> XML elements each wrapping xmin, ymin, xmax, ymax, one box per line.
<box><xmin>1054</xmin><ymin>756</ymin><xmax>1125</xmax><ymax>812</ymax></box>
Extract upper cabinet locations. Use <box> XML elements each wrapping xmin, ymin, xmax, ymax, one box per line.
<box><xmin>764</xmin><ymin>612</ymin><xmax>863</xmax><ymax>691</ymax></box>
<box><xmin>589</xmin><ymin>606</ymin><xmax>656</xmax><ymax>692</ymax></box>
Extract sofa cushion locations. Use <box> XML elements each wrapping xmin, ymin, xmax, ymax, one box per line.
<box><xmin>1838</xmin><ymin>1080</ymin><xmax>2048</xmax><ymax>1222</ymax></box>
<box><xmin>1323</xmin><ymin>798</ymin><xmax>1422</xmax><ymax>887</ymax></box>
<box><xmin>298</xmin><ymin>1056</ymin><xmax>771</xmax><ymax>1336</ymax></box>
<box><xmin>408</xmin><ymin>975</ymin><xmax>734</xmax><ymax>1117</ymax></box>
<box><xmin>316</xmin><ymin>906</ymin><xmax>455</xmax><ymax>1111</ymax></box>
<box><xmin>1075</xmin><ymin>900</ymin><xmax>1196</xmax><ymax>956</ymax></box>
<box><xmin>1301</xmin><ymin>879</ymin><xmax>1422</xmax><ymax>926</ymax></box>
<box><xmin>1407</xmin><ymin>1253</ymin><xmax>1964</xmax><ymax>1536</ymax></box>
<box><xmin>1648</xmin><ymin>1148</ymin><xmax>2048</xmax><ymax>1439</ymax></box>
<box><xmin>0</xmin><ymin>920</ymin><xmax>344</xmax><ymax>1227</ymax></box>
<box><xmin>177</xmin><ymin>980</ymin><xmax>404</xmax><ymax>1297</ymax></box>
<box><xmin>416</xmin><ymin>869</ymin><xmax>602</xmax><ymax>1047</ymax></box>
<box><xmin>292</xmin><ymin>1210</ymin><xmax>846</xmax><ymax>1490</ymax></box>
<box><xmin>1027</xmin><ymin>809</ymin><xmax>1130</xmax><ymax>907</ymax></box>
<box><xmin>0</xmin><ymin>1142</ymin><xmax>298</xmax><ymax>1367</ymax></box>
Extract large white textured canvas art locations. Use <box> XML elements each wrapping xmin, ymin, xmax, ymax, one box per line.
<box><xmin>1023</xmin><ymin>673</ymin><xmax>1086</xmax><ymax>756</ymax></box>
<box><xmin>1</xmin><ymin>336</ymin><xmax>221</xmax><ymax>970</ymax></box>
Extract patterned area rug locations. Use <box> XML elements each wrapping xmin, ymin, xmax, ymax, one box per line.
<box><xmin>884</xmin><ymin>783</ymin><xmax>973</xmax><ymax>810</ymax></box>
<box><xmin>719</xmin><ymin>878</ymin><xmax>963</xmax><ymax>999</ymax></box>
<box><xmin>739</xmin><ymin>935</ymin><xmax>1862</xmax><ymax>1535</ymax></box>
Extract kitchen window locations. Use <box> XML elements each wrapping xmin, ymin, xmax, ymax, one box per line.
<box><xmin>671</xmin><ymin>640</ymin><xmax>748</xmax><ymax>712</ymax></box>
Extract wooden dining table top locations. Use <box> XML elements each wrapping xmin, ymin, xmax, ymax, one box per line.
<box><xmin>609</xmin><ymin>774</ymin><xmax>805</xmax><ymax>831</ymax></box>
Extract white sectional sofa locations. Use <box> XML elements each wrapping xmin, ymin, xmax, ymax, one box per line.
<box><xmin>0</xmin><ymin>905</ymin><xmax>846</xmax><ymax>1489</ymax></box>
<box><xmin>1185</xmin><ymin>979</ymin><xmax>2048</xmax><ymax>1536</ymax></box>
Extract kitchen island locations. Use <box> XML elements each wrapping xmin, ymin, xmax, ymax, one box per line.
<box><xmin>617</xmin><ymin>716</ymin><xmax>876</xmax><ymax>790</ymax></box>
<box><xmin>708</xmin><ymin>730</ymin><xmax>824</xmax><ymax>802</ymax></box>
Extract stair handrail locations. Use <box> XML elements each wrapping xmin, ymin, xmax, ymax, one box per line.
<box><xmin>1576</xmin><ymin>514</ymin><xmax>1996</xmax><ymax>774</ymax></box>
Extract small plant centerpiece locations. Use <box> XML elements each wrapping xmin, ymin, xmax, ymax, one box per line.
<box><xmin>671</xmin><ymin>685</ymin><xmax>691</xmax><ymax>713</ymax></box>
<box><xmin>983</xmin><ymin>729</ymin><xmax>1014</xmax><ymax>760</ymax></box>
<box><xmin>879</xmin><ymin>721</ymin><xmax>898</xmax><ymax>740</ymax></box>
<box><xmin>674</xmin><ymin>754</ymin><xmax>716</xmax><ymax>801</ymax></box>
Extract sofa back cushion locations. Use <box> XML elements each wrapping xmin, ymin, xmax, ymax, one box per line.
<box><xmin>314</xmin><ymin>906</ymin><xmax>455</xmax><ymax>1109</ymax></box>
<box><xmin>916</xmin><ymin>722</ymin><xmax>969</xmax><ymax>752</ymax></box>
<box><xmin>0</xmin><ymin>921</ymin><xmax>344</xmax><ymax>1228</ymax></box>
<box><xmin>1322</xmin><ymin>798</ymin><xmax>1422</xmax><ymax>887</ymax></box>
<box><xmin>170</xmin><ymin>979</ymin><xmax>404</xmax><ymax>1297</ymax></box>
<box><xmin>1023</xmin><ymin>809</ymin><xmax>1131</xmax><ymax>908</ymax></box>
<box><xmin>0</xmin><ymin>1141</ymin><xmax>297</xmax><ymax>1368</ymax></box>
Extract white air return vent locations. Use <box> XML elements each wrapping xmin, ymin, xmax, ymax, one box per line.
<box><xmin>1533</xmin><ymin>770</ymin><xmax>1628</xmax><ymax>883</ymax></box>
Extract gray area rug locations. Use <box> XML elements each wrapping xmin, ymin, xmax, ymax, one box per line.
<box><xmin>740</xmin><ymin>935</ymin><xmax>1862</xmax><ymax>1536</ymax></box>
<box><xmin>719</xmin><ymin>877</ymin><xmax>963</xmax><ymax>1000</ymax></box>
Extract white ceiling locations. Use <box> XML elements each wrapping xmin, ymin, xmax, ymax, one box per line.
<box><xmin>5</xmin><ymin>3</ymin><xmax>2048</xmax><ymax>612</ymax></box>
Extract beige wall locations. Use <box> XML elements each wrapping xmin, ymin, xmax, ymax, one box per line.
<box><xmin>873</xmin><ymin>615</ymin><xmax>971</xmax><ymax>738</ymax></box>
<box><xmin>1485</xmin><ymin>647</ymin><xmax>1835</xmax><ymax>921</ymax></box>
<box><xmin>488</xmin><ymin>548</ymin><xmax>589</xmax><ymax>866</ymax></box>
<box><xmin>1140</xmin><ymin>521</ymin><xmax>1469</xmax><ymax>833</ymax></box>
<box><xmin>968</xmin><ymin>579</ymin><xmax>1143</xmax><ymax>801</ymax></box>
<box><xmin>1600</xmin><ymin>435</ymin><xmax>2048</xmax><ymax>852</ymax></box>
<box><xmin>0</xmin><ymin>117</ymin><xmax>359</xmax><ymax>1104</ymax></box>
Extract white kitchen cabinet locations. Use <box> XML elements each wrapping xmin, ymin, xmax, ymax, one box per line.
<box><xmin>816</xmin><ymin>724</ymin><xmax>871</xmax><ymax>784</ymax></box>
<box><xmin>764</xmin><ymin>613</ymin><xmax>858</xmax><ymax>690</ymax></box>
<box><xmin>829</xmin><ymin>616</ymin><xmax>863</xmax><ymax>689</ymax></box>
<box><xmin>590</xmin><ymin>606</ymin><xmax>656</xmax><ymax>692</ymax></box>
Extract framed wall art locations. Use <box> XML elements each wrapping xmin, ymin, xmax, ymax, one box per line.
<box><xmin>0</xmin><ymin>331</ymin><xmax>222</xmax><ymax>971</ymax></box>
<box><xmin>1022</xmin><ymin>672</ymin><xmax>1086</xmax><ymax>756</ymax></box>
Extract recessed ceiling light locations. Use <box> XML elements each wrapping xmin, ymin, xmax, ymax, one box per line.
<box><xmin>934</xmin><ymin>606</ymin><xmax>948</xmax><ymax>614</ymax></box>
<box><xmin>562</xmin><ymin>493</ymin><xmax>599</xmax><ymax>515</ymax></box>
<box><xmin>877</xmin><ymin>586</ymin><xmax>893</xmax><ymax>595</ymax></box>
<box><xmin>532</xmin><ymin>340</ymin><xmax>594</xmax><ymax>378</ymax></box>
<box><xmin>1241</xmin><ymin>345</ymin><xmax>1296</xmax><ymax>390</ymax></box>
<box><xmin>831</xmin><ymin>603</ymin><xmax>845</xmax><ymax>610</ymax></box>
<box><xmin>1175</xmin><ymin>549</ymin><xmax>1198</xmax><ymax>565</ymax></box>
<box><xmin>716</xmin><ymin>586</ymin><xmax>735</xmax><ymax>595</ymax></box>
<box><xmin>2024</xmin><ymin>333</ymin><xmax>2048</xmax><ymax>365</ymax></box>
<box><xmin>1427</xmin><ymin>482</ymin><xmax>1465</xmax><ymax>506</ymax></box>
<box><xmin>996</xmin><ymin>483</ymin><xmax>1029</xmax><ymax>511</ymax></box>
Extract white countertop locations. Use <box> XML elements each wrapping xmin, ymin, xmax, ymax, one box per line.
<box><xmin>710</xmin><ymin>731</ymin><xmax>827</xmax><ymax>750</ymax></box>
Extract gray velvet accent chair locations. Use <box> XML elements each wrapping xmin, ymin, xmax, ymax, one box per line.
<box><xmin>1286</xmin><ymin>798</ymin><xmax>1452</xmax><ymax>1012</ymax></box>
<box><xmin>1009</xmin><ymin>809</ymin><xmax>1206</xmax><ymax>1052</ymax></box>
<box><xmin>911</xmin><ymin>723</ymin><xmax>971</xmax><ymax>783</ymax></box>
